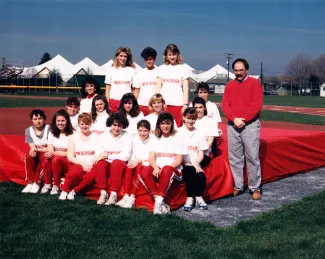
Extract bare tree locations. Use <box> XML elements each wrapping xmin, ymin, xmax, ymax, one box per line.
<box><xmin>85</xmin><ymin>67</ymin><xmax>93</xmax><ymax>75</ymax></box>
<box><xmin>311</xmin><ymin>54</ymin><xmax>325</xmax><ymax>83</ymax></box>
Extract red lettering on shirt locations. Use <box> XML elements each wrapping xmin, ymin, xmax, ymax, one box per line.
<box><xmin>105</xmin><ymin>151</ymin><xmax>120</xmax><ymax>155</ymax></box>
<box><xmin>113</xmin><ymin>81</ymin><xmax>131</xmax><ymax>85</ymax></box>
<box><xmin>156</xmin><ymin>152</ymin><xmax>177</xmax><ymax>158</ymax></box>
<box><xmin>141</xmin><ymin>81</ymin><xmax>156</xmax><ymax>87</ymax></box>
<box><xmin>91</xmin><ymin>130</ymin><xmax>105</xmax><ymax>135</ymax></box>
<box><xmin>75</xmin><ymin>151</ymin><xmax>95</xmax><ymax>156</ymax></box>
<box><xmin>54</xmin><ymin>147</ymin><xmax>67</xmax><ymax>152</ymax></box>
<box><xmin>188</xmin><ymin>146</ymin><xmax>198</xmax><ymax>151</ymax></box>
<box><xmin>162</xmin><ymin>79</ymin><xmax>180</xmax><ymax>84</ymax></box>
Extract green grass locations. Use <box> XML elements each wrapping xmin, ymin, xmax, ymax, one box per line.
<box><xmin>0</xmin><ymin>97</ymin><xmax>65</xmax><ymax>108</ymax></box>
<box><xmin>1</xmin><ymin>183</ymin><xmax>325</xmax><ymax>259</ymax></box>
<box><xmin>189</xmin><ymin>95</ymin><xmax>325</xmax><ymax>108</ymax></box>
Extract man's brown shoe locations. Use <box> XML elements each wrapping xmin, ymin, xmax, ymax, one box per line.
<box><xmin>252</xmin><ymin>190</ymin><xmax>261</xmax><ymax>200</ymax></box>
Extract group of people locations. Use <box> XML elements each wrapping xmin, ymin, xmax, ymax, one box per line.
<box><xmin>21</xmin><ymin>43</ymin><xmax>264</xmax><ymax>214</ymax></box>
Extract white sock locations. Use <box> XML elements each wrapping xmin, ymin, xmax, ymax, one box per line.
<box><xmin>155</xmin><ymin>196</ymin><xmax>163</xmax><ymax>203</ymax></box>
<box><xmin>100</xmin><ymin>190</ymin><xmax>107</xmax><ymax>195</ymax></box>
<box><xmin>110</xmin><ymin>191</ymin><xmax>117</xmax><ymax>197</ymax></box>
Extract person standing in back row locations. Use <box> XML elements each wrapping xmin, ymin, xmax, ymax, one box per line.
<box><xmin>221</xmin><ymin>58</ymin><xmax>263</xmax><ymax>200</ymax></box>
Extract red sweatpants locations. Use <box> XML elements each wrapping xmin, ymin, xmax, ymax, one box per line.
<box><xmin>94</xmin><ymin>159</ymin><xmax>127</xmax><ymax>192</ymax></box>
<box><xmin>61</xmin><ymin>163</ymin><xmax>107</xmax><ymax>193</ymax></box>
<box><xmin>109</xmin><ymin>99</ymin><xmax>120</xmax><ymax>113</ymax></box>
<box><xmin>124</xmin><ymin>164</ymin><xmax>146</xmax><ymax>195</ymax></box>
<box><xmin>24</xmin><ymin>152</ymin><xmax>51</xmax><ymax>183</ymax></box>
<box><xmin>51</xmin><ymin>156</ymin><xmax>69</xmax><ymax>186</ymax></box>
<box><xmin>138</xmin><ymin>165</ymin><xmax>181</xmax><ymax>197</ymax></box>
<box><xmin>165</xmin><ymin>105</ymin><xmax>183</xmax><ymax>127</ymax></box>
<box><xmin>139</xmin><ymin>105</ymin><xmax>151</xmax><ymax>116</ymax></box>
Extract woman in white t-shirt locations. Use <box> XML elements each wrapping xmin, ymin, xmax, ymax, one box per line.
<box><xmin>156</xmin><ymin>44</ymin><xmax>189</xmax><ymax>127</ymax></box>
<box><xmin>90</xmin><ymin>95</ymin><xmax>110</xmax><ymax>135</ymax></box>
<box><xmin>139</xmin><ymin>112</ymin><xmax>187</xmax><ymax>214</ymax></box>
<box><xmin>40</xmin><ymin>109</ymin><xmax>75</xmax><ymax>195</ymax></box>
<box><xmin>192</xmin><ymin>97</ymin><xmax>219</xmax><ymax>158</ymax></box>
<box><xmin>118</xmin><ymin>93</ymin><xmax>144</xmax><ymax>134</ymax></box>
<box><xmin>144</xmin><ymin>93</ymin><xmax>177</xmax><ymax>135</ymax></box>
<box><xmin>58</xmin><ymin>113</ymin><xmax>104</xmax><ymax>204</ymax></box>
<box><xmin>105</xmin><ymin>46</ymin><xmax>137</xmax><ymax>113</ymax></box>
<box><xmin>80</xmin><ymin>76</ymin><xmax>101</xmax><ymax>113</ymax></box>
<box><xmin>115</xmin><ymin>119</ymin><xmax>153</xmax><ymax>209</ymax></box>
<box><xmin>178</xmin><ymin>108</ymin><xmax>210</xmax><ymax>211</ymax></box>
<box><xmin>133</xmin><ymin>47</ymin><xmax>158</xmax><ymax>116</ymax></box>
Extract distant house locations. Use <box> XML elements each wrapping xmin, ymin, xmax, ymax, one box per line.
<box><xmin>320</xmin><ymin>82</ymin><xmax>325</xmax><ymax>97</ymax></box>
<box><xmin>206</xmin><ymin>77</ymin><xmax>228</xmax><ymax>95</ymax></box>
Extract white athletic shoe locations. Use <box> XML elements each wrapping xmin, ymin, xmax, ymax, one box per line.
<box><xmin>115</xmin><ymin>195</ymin><xmax>129</xmax><ymax>207</ymax></box>
<box><xmin>153</xmin><ymin>200</ymin><xmax>163</xmax><ymax>215</ymax></box>
<box><xmin>161</xmin><ymin>202</ymin><xmax>171</xmax><ymax>214</ymax></box>
<box><xmin>30</xmin><ymin>183</ymin><xmax>40</xmax><ymax>194</ymax></box>
<box><xmin>22</xmin><ymin>183</ymin><xmax>33</xmax><ymax>193</ymax></box>
<box><xmin>50</xmin><ymin>186</ymin><xmax>60</xmax><ymax>195</ymax></box>
<box><xmin>40</xmin><ymin>184</ymin><xmax>52</xmax><ymax>194</ymax></box>
<box><xmin>97</xmin><ymin>190</ymin><xmax>108</xmax><ymax>205</ymax></box>
<box><xmin>120</xmin><ymin>197</ymin><xmax>135</xmax><ymax>209</ymax></box>
<box><xmin>58</xmin><ymin>191</ymin><xmax>68</xmax><ymax>200</ymax></box>
<box><xmin>183</xmin><ymin>197</ymin><xmax>194</xmax><ymax>212</ymax></box>
<box><xmin>67</xmin><ymin>190</ymin><xmax>76</xmax><ymax>200</ymax></box>
<box><xmin>196</xmin><ymin>196</ymin><xmax>208</xmax><ymax>210</ymax></box>
<box><xmin>105</xmin><ymin>193</ymin><xmax>117</xmax><ymax>205</ymax></box>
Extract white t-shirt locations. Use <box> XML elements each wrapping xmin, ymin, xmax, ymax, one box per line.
<box><xmin>90</xmin><ymin>111</ymin><xmax>109</xmax><ymax>135</ymax></box>
<box><xmin>194</xmin><ymin>116</ymin><xmax>219</xmax><ymax>155</ymax></box>
<box><xmin>130</xmin><ymin>134</ymin><xmax>153</xmax><ymax>166</ymax></box>
<box><xmin>133</xmin><ymin>68</ymin><xmax>158</xmax><ymax>106</ymax></box>
<box><xmin>178</xmin><ymin>127</ymin><xmax>209</xmax><ymax>166</ymax></box>
<box><xmin>28</xmin><ymin>125</ymin><xmax>50</xmax><ymax>149</ymax></box>
<box><xmin>125</xmin><ymin>112</ymin><xmax>144</xmax><ymax>134</ymax></box>
<box><xmin>144</xmin><ymin>113</ymin><xmax>178</xmax><ymax>135</ymax></box>
<box><xmin>189</xmin><ymin>101</ymin><xmax>221</xmax><ymax>123</ymax></box>
<box><xmin>80</xmin><ymin>94</ymin><xmax>97</xmax><ymax>113</ymax></box>
<box><xmin>157</xmin><ymin>64</ymin><xmax>189</xmax><ymax>106</ymax></box>
<box><xmin>96</xmin><ymin>130</ymin><xmax>132</xmax><ymax>163</ymax></box>
<box><xmin>150</xmin><ymin>133</ymin><xmax>187</xmax><ymax>171</ymax></box>
<box><xmin>48</xmin><ymin>132</ymin><xmax>70</xmax><ymax>152</ymax></box>
<box><xmin>104</xmin><ymin>66</ymin><xmax>136</xmax><ymax>100</ymax></box>
<box><xmin>70</xmin><ymin>114</ymin><xmax>79</xmax><ymax>130</ymax></box>
<box><xmin>73</xmin><ymin>132</ymin><xmax>98</xmax><ymax>165</ymax></box>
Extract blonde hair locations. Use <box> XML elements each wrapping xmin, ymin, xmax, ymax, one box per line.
<box><xmin>148</xmin><ymin>93</ymin><xmax>166</xmax><ymax>112</ymax></box>
<box><xmin>163</xmin><ymin>44</ymin><xmax>183</xmax><ymax>65</ymax></box>
<box><xmin>78</xmin><ymin>113</ymin><xmax>92</xmax><ymax>125</ymax></box>
<box><xmin>112</xmin><ymin>46</ymin><xmax>136</xmax><ymax>69</ymax></box>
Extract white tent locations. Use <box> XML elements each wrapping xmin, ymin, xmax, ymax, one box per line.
<box><xmin>183</xmin><ymin>63</ymin><xmax>195</xmax><ymax>71</ymax></box>
<box><xmin>191</xmin><ymin>64</ymin><xmax>235</xmax><ymax>82</ymax></box>
<box><xmin>95</xmin><ymin>60</ymin><xmax>143</xmax><ymax>75</ymax></box>
<box><xmin>73</xmin><ymin>57</ymin><xmax>100</xmax><ymax>75</ymax></box>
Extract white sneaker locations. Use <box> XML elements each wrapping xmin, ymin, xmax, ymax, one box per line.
<box><xmin>40</xmin><ymin>184</ymin><xmax>52</xmax><ymax>194</ymax></box>
<box><xmin>30</xmin><ymin>183</ymin><xmax>40</xmax><ymax>194</ymax></box>
<box><xmin>58</xmin><ymin>191</ymin><xmax>68</xmax><ymax>200</ymax></box>
<box><xmin>22</xmin><ymin>183</ymin><xmax>33</xmax><ymax>193</ymax></box>
<box><xmin>115</xmin><ymin>195</ymin><xmax>129</xmax><ymax>207</ymax></box>
<box><xmin>67</xmin><ymin>190</ymin><xmax>76</xmax><ymax>200</ymax></box>
<box><xmin>120</xmin><ymin>197</ymin><xmax>135</xmax><ymax>209</ymax></box>
<box><xmin>105</xmin><ymin>193</ymin><xmax>117</xmax><ymax>205</ymax></box>
<box><xmin>196</xmin><ymin>196</ymin><xmax>208</xmax><ymax>210</ymax></box>
<box><xmin>50</xmin><ymin>186</ymin><xmax>60</xmax><ymax>195</ymax></box>
<box><xmin>161</xmin><ymin>202</ymin><xmax>171</xmax><ymax>214</ymax></box>
<box><xmin>183</xmin><ymin>197</ymin><xmax>194</xmax><ymax>212</ymax></box>
<box><xmin>97</xmin><ymin>190</ymin><xmax>108</xmax><ymax>205</ymax></box>
<box><xmin>153</xmin><ymin>200</ymin><xmax>163</xmax><ymax>215</ymax></box>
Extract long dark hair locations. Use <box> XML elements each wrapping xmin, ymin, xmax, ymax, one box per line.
<box><xmin>80</xmin><ymin>76</ymin><xmax>101</xmax><ymax>98</ymax></box>
<box><xmin>118</xmin><ymin>93</ymin><xmax>141</xmax><ymax>118</ymax></box>
<box><xmin>91</xmin><ymin>95</ymin><xmax>110</xmax><ymax>122</ymax></box>
<box><xmin>50</xmin><ymin>109</ymin><xmax>74</xmax><ymax>138</ymax></box>
<box><xmin>192</xmin><ymin>97</ymin><xmax>208</xmax><ymax>116</ymax></box>
<box><xmin>154</xmin><ymin>112</ymin><xmax>177</xmax><ymax>138</ymax></box>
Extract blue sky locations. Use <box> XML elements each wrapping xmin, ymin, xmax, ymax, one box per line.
<box><xmin>1</xmin><ymin>0</ymin><xmax>324</xmax><ymax>75</ymax></box>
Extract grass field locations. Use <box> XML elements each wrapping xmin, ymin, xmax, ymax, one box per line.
<box><xmin>1</xmin><ymin>183</ymin><xmax>324</xmax><ymax>259</ymax></box>
<box><xmin>0</xmin><ymin>97</ymin><xmax>66</xmax><ymax>107</ymax></box>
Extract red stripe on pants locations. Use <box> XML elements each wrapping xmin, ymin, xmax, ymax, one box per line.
<box><xmin>165</xmin><ymin>105</ymin><xmax>183</xmax><ymax>127</ymax></box>
<box><xmin>139</xmin><ymin>165</ymin><xmax>177</xmax><ymax>197</ymax></box>
<box><xmin>109</xmin><ymin>99</ymin><xmax>120</xmax><ymax>113</ymax></box>
<box><xmin>124</xmin><ymin>164</ymin><xmax>144</xmax><ymax>195</ymax></box>
<box><xmin>24</xmin><ymin>152</ymin><xmax>51</xmax><ymax>183</ymax></box>
<box><xmin>139</xmin><ymin>105</ymin><xmax>151</xmax><ymax>116</ymax></box>
<box><xmin>51</xmin><ymin>156</ymin><xmax>69</xmax><ymax>186</ymax></box>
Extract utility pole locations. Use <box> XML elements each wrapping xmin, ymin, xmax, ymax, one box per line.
<box><xmin>260</xmin><ymin>62</ymin><xmax>264</xmax><ymax>85</ymax></box>
<box><xmin>225</xmin><ymin>53</ymin><xmax>234</xmax><ymax>82</ymax></box>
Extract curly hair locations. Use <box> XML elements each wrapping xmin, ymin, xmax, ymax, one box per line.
<box><xmin>118</xmin><ymin>93</ymin><xmax>141</xmax><ymax>118</ymax></box>
<box><xmin>106</xmin><ymin>112</ymin><xmax>129</xmax><ymax>129</ymax></box>
<box><xmin>91</xmin><ymin>95</ymin><xmax>110</xmax><ymax>122</ymax></box>
<box><xmin>50</xmin><ymin>109</ymin><xmax>74</xmax><ymax>138</ymax></box>
<box><xmin>80</xmin><ymin>76</ymin><xmax>101</xmax><ymax>98</ymax></box>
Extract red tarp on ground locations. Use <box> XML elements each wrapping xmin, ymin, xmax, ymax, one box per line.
<box><xmin>1</xmin><ymin>123</ymin><xmax>325</xmax><ymax>211</ymax></box>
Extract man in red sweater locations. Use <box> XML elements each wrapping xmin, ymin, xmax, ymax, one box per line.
<box><xmin>222</xmin><ymin>58</ymin><xmax>263</xmax><ymax>200</ymax></box>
